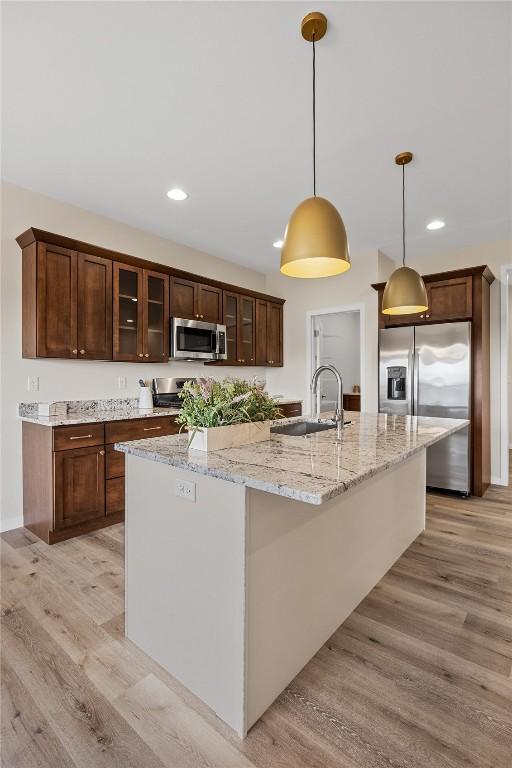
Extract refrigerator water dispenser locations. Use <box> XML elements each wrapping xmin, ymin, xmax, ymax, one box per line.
<box><xmin>387</xmin><ymin>366</ymin><xmax>406</xmax><ymax>400</ymax></box>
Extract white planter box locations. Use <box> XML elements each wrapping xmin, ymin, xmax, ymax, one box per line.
<box><xmin>187</xmin><ymin>421</ymin><xmax>271</xmax><ymax>452</ymax></box>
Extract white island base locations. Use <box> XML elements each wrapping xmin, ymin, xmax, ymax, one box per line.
<box><xmin>124</xmin><ymin>448</ymin><xmax>426</xmax><ymax>738</ymax></box>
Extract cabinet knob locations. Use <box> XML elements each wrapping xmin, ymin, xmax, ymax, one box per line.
<box><xmin>200</xmin><ymin>314</ymin><xmax>204</xmax><ymax>319</ymax></box>
<box><xmin>195</xmin><ymin>314</ymin><xmax>199</xmax><ymax>319</ymax></box>
<box><xmin>144</xmin><ymin>353</ymin><xmax>149</xmax><ymax>358</ymax></box>
<box><xmin>99</xmin><ymin>450</ymin><xmax>105</xmax><ymax>456</ymax></box>
<box><xmin>138</xmin><ymin>353</ymin><xmax>143</xmax><ymax>358</ymax></box>
<box><xmin>80</xmin><ymin>349</ymin><xmax>85</xmax><ymax>355</ymax></box>
<box><xmin>420</xmin><ymin>315</ymin><xmax>424</xmax><ymax>319</ymax></box>
<box><xmin>72</xmin><ymin>349</ymin><xmax>78</xmax><ymax>354</ymax></box>
<box><xmin>250</xmin><ymin>358</ymin><xmax>254</xmax><ymax>362</ymax></box>
<box><xmin>241</xmin><ymin>359</ymin><xmax>245</xmax><ymax>364</ymax></box>
<box><xmin>426</xmin><ymin>313</ymin><xmax>430</xmax><ymax>318</ymax></box>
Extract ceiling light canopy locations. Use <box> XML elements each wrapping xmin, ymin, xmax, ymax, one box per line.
<box><xmin>426</xmin><ymin>219</ymin><xmax>445</xmax><ymax>230</ymax></box>
<box><xmin>167</xmin><ymin>188</ymin><xmax>188</xmax><ymax>201</ymax></box>
<box><xmin>280</xmin><ymin>12</ymin><xmax>350</xmax><ymax>279</ymax></box>
<box><xmin>382</xmin><ymin>152</ymin><xmax>428</xmax><ymax>316</ymax></box>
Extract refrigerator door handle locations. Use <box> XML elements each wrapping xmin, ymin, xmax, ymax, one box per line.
<box><xmin>409</xmin><ymin>333</ymin><xmax>416</xmax><ymax>416</ymax></box>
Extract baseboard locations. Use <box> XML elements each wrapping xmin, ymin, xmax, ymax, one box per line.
<box><xmin>491</xmin><ymin>474</ymin><xmax>508</xmax><ymax>487</ymax></box>
<box><xmin>0</xmin><ymin>515</ymin><xmax>23</xmax><ymax>533</ymax></box>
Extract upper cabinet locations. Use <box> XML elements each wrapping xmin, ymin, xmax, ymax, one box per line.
<box><xmin>373</xmin><ymin>269</ymin><xmax>485</xmax><ymax>329</ymax></box>
<box><xmin>113</xmin><ymin>264</ymin><xmax>169</xmax><ymax>362</ymax></box>
<box><xmin>18</xmin><ymin>229</ymin><xmax>284</xmax><ymax>365</ymax></box>
<box><xmin>77</xmin><ymin>253</ymin><xmax>113</xmax><ymax>359</ymax></box>
<box><xmin>170</xmin><ymin>277</ymin><xmax>222</xmax><ymax>323</ymax></box>
<box><xmin>221</xmin><ymin>292</ymin><xmax>255</xmax><ymax>365</ymax></box>
<box><xmin>23</xmin><ymin>242</ymin><xmax>112</xmax><ymax>359</ymax></box>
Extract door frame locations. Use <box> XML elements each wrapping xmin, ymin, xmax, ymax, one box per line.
<box><xmin>499</xmin><ymin>264</ymin><xmax>512</xmax><ymax>486</ymax></box>
<box><xmin>305</xmin><ymin>303</ymin><xmax>366</xmax><ymax>415</ymax></box>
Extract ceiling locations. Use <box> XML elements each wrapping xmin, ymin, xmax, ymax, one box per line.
<box><xmin>2</xmin><ymin>1</ymin><xmax>511</xmax><ymax>273</ymax></box>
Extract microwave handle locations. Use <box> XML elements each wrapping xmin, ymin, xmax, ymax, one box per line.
<box><xmin>215</xmin><ymin>330</ymin><xmax>221</xmax><ymax>355</ymax></box>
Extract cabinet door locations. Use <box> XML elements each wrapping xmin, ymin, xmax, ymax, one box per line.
<box><xmin>266</xmin><ymin>303</ymin><xmax>283</xmax><ymax>366</ymax></box>
<box><xmin>113</xmin><ymin>263</ymin><xmax>143</xmax><ymax>361</ymax></box>
<box><xmin>54</xmin><ymin>446</ymin><xmax>105</xmax><ymax>529</ymax></box>
<box><xmin>170</xmin><ymin>277</ymin><xmax>197</xmax><ymax>320</ymax></box>
<box><xmin>238</xmin><ymin>295</ymin><xmax>255</xmax><ymax>365</ymax></box>
<box><xmin>36</xmin><ymin>243</ymin><xmax>77</xmax><ymax>357</ymax></box>
<box><xmin>77</xmin><ymin>253</ymin><xmax>112</xmax><ymax>360</ymax></box>
<box><xmin>142</xmin><ymin>270</ymin><xmax>169</xmax><ymax>361</ymax></box>
<box><xmin>426</xmin><ymin>277</ymin><xmax>472</xmax><ymax>322</ymax></box>
<box><xmin>198</xmin><ymin>284</ymin><xmax>222</xmax><ymax>323</ymax></box>
<box><xmin>223</xmin><ymin>291</ymin><xmax>239</xmax><ymax>363</ymax></box>
<box><xmin>255</xmin><ymin>299</ymin><xmax>269</xmax><ymax>365</ymax></box>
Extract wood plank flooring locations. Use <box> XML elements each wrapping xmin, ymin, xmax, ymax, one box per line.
<box><xmin>2</xmin><ymin>467</ymin><xmax>511</xmax><ymax>768</ymax></box>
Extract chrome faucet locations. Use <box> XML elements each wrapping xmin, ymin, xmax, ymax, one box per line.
<box><xmin>311</xmin><ymin>364</ymin><xmax>344</xmax><ymax>441</ymax></box>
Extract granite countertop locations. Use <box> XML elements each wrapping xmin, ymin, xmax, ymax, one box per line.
<box><xmin>18</xmin><ymin>398</ymin><xmax>181</xmax><ymax>427</ymax></box>
<box><xmin>115</xmin><ymin>411</ymin><xmax>468</xmax><ymax>505</ymax></box>
<box><xmin>17</xmin><ymin>397</ymin><xmax>302</xmax><ymax>427</ymax></box>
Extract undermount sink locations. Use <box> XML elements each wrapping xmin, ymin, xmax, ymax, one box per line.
<box><xmin>271</xmin><ymin>420</ymin><xmax>350</xmax><ymax>437</ymax></box>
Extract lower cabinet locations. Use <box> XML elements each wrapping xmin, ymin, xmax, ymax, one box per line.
<box><xmin>22</xmin><ymin>415</ymin><xmax>179</xmax><ymax>544</ymax></box>
<box><xmin>275</xmin><ymin>402</ymin><xmax>302</xmax><ymax>419</ymax></box>
<box><xmin>54</xmin><ymin>445</ymin><xmax>106</xmax><ymax>529</ymax></box>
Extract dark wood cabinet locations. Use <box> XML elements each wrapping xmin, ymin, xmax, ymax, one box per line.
<box><xmin>22</xmin><ymin>414</ymin><xmax>179</xmax><ymax>544</ymax></box>
<box><xmin>142</xmin><ymin>269</ymin><xmax>169</xmax><ymax>361</ymax></box>
<box><xmin>114</xmin><ymin>264</ymin><xmax>169</xmax><ymax>362</ymax></box>
<box><xmin>221</xmin><ymin>292</ymin><xmax>255</xmax><ymax>365</ymax></box>
<box><xmin>343</xmin><ymin>394</ymin><xmax>361</xmax><ymax>412</ymax></box>
<box><xmin>276</xmin><ymin>401</ymin><xmax>302</xmax><ymax>419</ymax></box>
<box><xmin>18</xmin><ymin>228</ymin><xmax>285</xmax><ymax>365</ymax></box>
<box><xmin>54</xmin><ymin>445</ymin><xmax>105</xmax><ymax>530</ymax></box>
<box><xmin>23</xmin><ymin>243</ymin><xmax>113</xmax><ymax>360</ymax></box>
<box><xmin>77</xmin><ymin>252</ymin><xmax>112</xmax><ymax>359</ymax></box>
<box><xmin>35</xmin><ymin>242</ymin><xmax>77</xmax><ymax>358</ymax></box>
<box><xmin>170</xmin><ymin>278</ymin><xmax>222</xmax><ymax>324</ymax></box>
<box><xmin>267</xmin><ymin>302</ymin><xmax>283</xmax><ymax>367</ymax></box>
<box><xmin>255</xmin><ymin>299</ymin><xmax>269</xmax><ymax>365</ymax></box>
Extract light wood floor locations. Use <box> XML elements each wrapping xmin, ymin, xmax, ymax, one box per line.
<box><xmin>2</xmin><ymin>466</ymin><xmax>511</xmax><ymax>768</ymax></box>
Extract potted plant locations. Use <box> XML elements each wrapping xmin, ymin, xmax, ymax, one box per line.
<box><xmin>176</xmin><ymin>377</ymin><xmax>281</xmax><ymax>451</ymax></box>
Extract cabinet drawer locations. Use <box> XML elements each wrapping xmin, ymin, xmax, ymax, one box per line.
<box><xmin>106</xmin><ymin>476</ymin><xmax>125</xmax><ymax>516</ymax></box>
<box><xmin>53</xmin><ymin>423</ymin><xmax>105</xmax><ymax>451</ymax></box>
<box><xmin>106</xmin><ymin>445</ymin><xmax>125</xmax><ymax>478</ymax></box>
<box><xmin>105</xmin><ymin>416</ymin><xmax>179</xmax><ymax>444</ymax></box>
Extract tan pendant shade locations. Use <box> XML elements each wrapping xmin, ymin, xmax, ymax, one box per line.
<box><xmin>382</xmin><ymin>266</ymin><xmax>428</xmax><ymax>315</ymax></box>
<box><xmin>280</xmin><ymin>196</ymin><xmax>350</xmax><ymax>278</ymax></box>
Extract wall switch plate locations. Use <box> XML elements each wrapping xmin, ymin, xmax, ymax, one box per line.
<box><xmin>118</xmin><ymin>376</ymin><xmax>127</xmax><ymax>390</ymax></box>
<box><xmin>27</xmin><ymin>375</ymin><xmax>39</xmax><ymax>392</ymax></box>
<box><xmin>175</xmin><ymin>479</ymin><xmax>196</xmax><ymax>502</ymax></box>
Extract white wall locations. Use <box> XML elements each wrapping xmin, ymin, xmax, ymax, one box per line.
<box><xmin>266</xmin><ymin>239</ymin><xmax>512</xmax><ymax>486</ymax></box>
<box><xmin>0</xmin><ymin>182</ymin><xmax>267</xmax><ymax>530</ymax></box>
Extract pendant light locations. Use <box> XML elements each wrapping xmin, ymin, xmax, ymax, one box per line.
<box><xmin>382</xmin><ymin>152</ymin><xmax>428</xmax><ymax>315</ymax></box>
<box><xmin>280</xmin><ymin>12</ymin><xmax>350</xmax><ymax>279</ymax></box>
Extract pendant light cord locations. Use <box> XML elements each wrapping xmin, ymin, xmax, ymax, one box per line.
<box><xmin>402</xmin><ymin>163</ymin><xmax>406</xmax><ymax>266</ymax></box>
<box><xmin>312</xmin><ymin>34</ymin><xmax>316</xmax><ymax>197</ymax></box>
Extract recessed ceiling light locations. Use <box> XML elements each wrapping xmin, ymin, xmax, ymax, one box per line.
<box><xmin>273</xmin><ymin>239</ymin><xmax>284</xmax><ymax>249</ymax></box>
<box><xmin>426</xmin><ymin>219</ymin><xmax>445</xmax><ymax>230</ymax></box>
<box><xmin>167</xmin><ymin>188</ymin><xmax>188</xmax><ymax>201</ymax></box>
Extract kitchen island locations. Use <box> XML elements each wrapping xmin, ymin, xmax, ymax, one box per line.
<box><xmin>116</xmin><ymin>411</ymin><xmax>467</xmax><ymax>737</ymax></box>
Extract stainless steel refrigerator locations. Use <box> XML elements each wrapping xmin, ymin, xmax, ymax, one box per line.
<box><xmin>379</xmin><ymin>322</ymin><xmax>471</xmax><ymax>494</ymax></box>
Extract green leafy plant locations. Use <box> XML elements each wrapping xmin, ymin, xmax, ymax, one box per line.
<box><xmin>176</xmin><ymin>377</ymin><xmax>281</xmax><ymax>430</ymax></box>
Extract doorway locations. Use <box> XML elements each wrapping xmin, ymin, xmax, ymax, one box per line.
<box><xmin>307</xmin><ymin>305</ymin><xmax>364</xmax><ymax>415</ymax></box>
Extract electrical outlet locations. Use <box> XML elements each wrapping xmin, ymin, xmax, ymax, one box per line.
<box><xmin>118</xmin><ymin>376</ymin><xmax>127</xmax><ymax>390</ymax></box>
<box><xmin>27</xmin><ymin>375</ymin><xmax>39</xmax><ymax>392</ymax></box>
<box><xmin>175</xmin><ymin>479</ymin><xmax>196</xmax><ymax>502</ymax></box>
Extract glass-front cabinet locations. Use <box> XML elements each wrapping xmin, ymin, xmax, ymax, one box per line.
<box><xmin>222</xmin><ymin>291</ymin><xmax>255</xmax><ymax>365</ymax></box>
<box><xmin>113</xmin><ymin>263</ymin><xmax>169</xmax><ymax>362</ymax></box>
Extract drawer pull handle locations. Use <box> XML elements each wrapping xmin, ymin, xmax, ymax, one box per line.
<box><xmin>69</xmin><ymin>434</ymin><xmax>93</xmax><ymax>440</ymax></box>
<box><xmin>143</xmin><ymin>426</ymin><xmax>161</xmax><ymax>431</ymax></box>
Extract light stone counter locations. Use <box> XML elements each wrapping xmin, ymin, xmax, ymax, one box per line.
<box><xmin>116</xmin><ymin>411</ymin><xmax>468</xmax><ymax>505</ymax></box>
<box><xmin>18</xmin><ymin>398</ymin><xmax>180</xmax><ymax>426</ymax></box>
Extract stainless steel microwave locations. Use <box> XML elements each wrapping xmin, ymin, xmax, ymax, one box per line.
<box><xmin>170</xmin><ymin>318</ymin><xmax>227</xmax><ymax>361</ymax></box>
